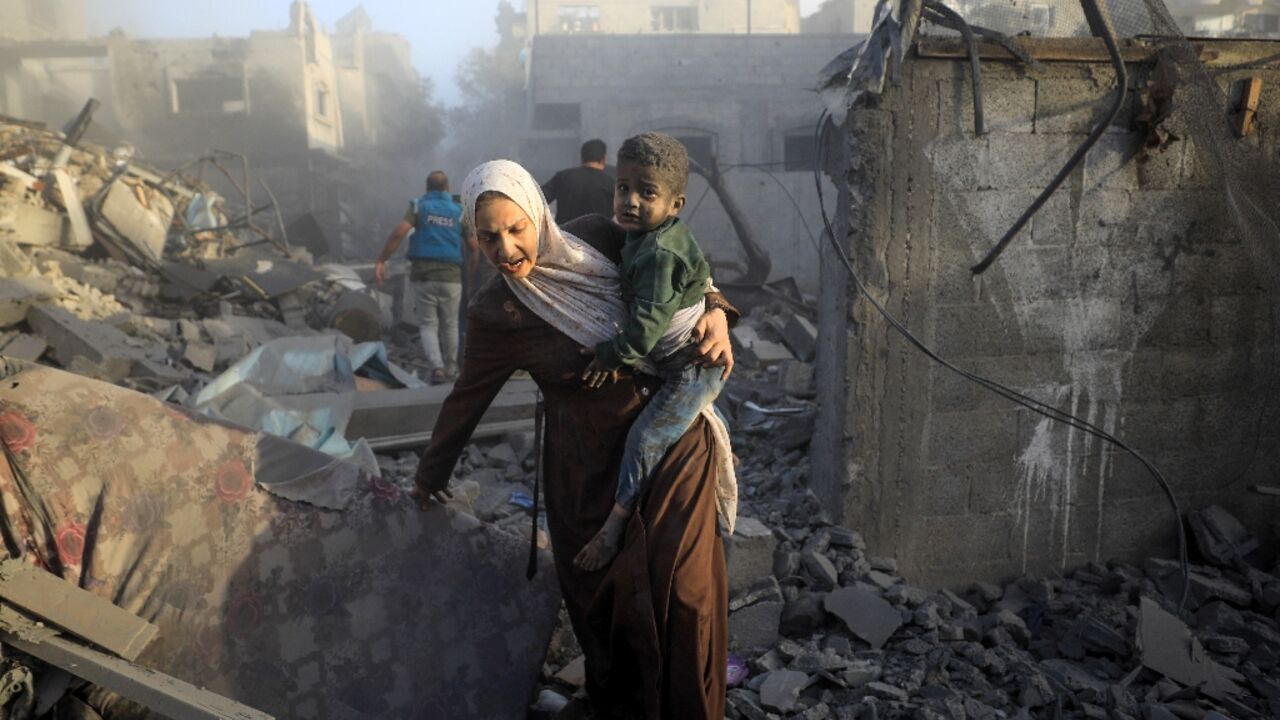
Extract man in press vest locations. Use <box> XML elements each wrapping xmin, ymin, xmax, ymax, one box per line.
<box><xmin>375</xmin><ymin>171</ymin><xmax>464</xmax><ymax>384</ymax></box>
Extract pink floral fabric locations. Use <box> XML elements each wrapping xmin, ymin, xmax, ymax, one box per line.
<box><xmin>0</xmin><ymin>362</ymin><xmax>560</xmax><ymax>718</ymax></box>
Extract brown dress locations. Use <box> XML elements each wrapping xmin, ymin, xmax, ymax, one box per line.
<box><xmin>416</xmin><ymin>216</ymin><xmax>729</xmax><ymax>719</ymax></box>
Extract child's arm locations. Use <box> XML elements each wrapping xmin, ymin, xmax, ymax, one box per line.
<box><xmin>593</xmin><ymin>248</ymin><xmax>688</xmax><ymax>370</ymax></box>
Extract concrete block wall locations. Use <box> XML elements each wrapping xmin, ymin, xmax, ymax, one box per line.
<box><xmin>816</xmin><ymin>39</ymin><xmax>1280</xmax><ymax>588</ymax></box>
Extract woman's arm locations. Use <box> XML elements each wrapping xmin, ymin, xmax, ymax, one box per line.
<box><xmin>413</xmin><ymin>313</ymin><xmax>517</xmax><ymax>505</ymax></box>
<box><xmin>693</xmin><ymin>291</ymin><xmax>738</xmax><ymax>380</ymax></box>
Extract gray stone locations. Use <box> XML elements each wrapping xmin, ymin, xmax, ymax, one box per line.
<box><xmin>733</xmin><ymin>325</ymin><xmax>795</xmax><ymax>367</ymax></box>
<box><xmin>0</xmin><ymin>333</ymin><xmax>46</xmax><ymax>361</ymax></box>
<box><xmin>27</xmin><ymin>304</ymin><xmax>145</xmax><ymax>381</ymax></box>
<box><xmin>730</xmin><ymin>599</ymin><xmax>784</xmax><ymax>651</ymax></box>
<box><xmin>883</xmin><ymin>584</ymin><xmax>929</xmax><ymax>607</ymax></box>
<box><xmin>863</xmin><ymin>681</ymin><xmax>908</xmax><ymax>702</ymax></box>
<box><xmin>759</xmin><ymin>670</ymin><xmax>810</xmax><ymax>714</ymax></box>
<box><xmin>472</xmin><ymin>480</ymin><xmax>529</xmax><ymax>521</ymax></box>
<box><xmin>781</xmin><ymin>314</ymin><xmax>817</xmax><ymax>361</ymax></box>
<box><xmin>827</xmin><ymin>527</ymin><xmax>864</xmax><ymax>550</ymax></box>
<box><xmin>824</xmin><ymin>586</ymin><xmax>902</xmax><ymax>649</ymax></box>
<box><xmin>730</xmin><ymin>515</ymin><xmax>779</xmax><ymax>595</ymax></box>
<box><xmin>0</xmin><ymin>240</ymin><xmax>32</xmax><ymax>276</ymax></box>
<box><xmin>485</xmin><ymin>442</ymin><xmax>519</xmax><ymax>467</ymax></box>
<box><xmin>183</xmin><ymin>341</ymin><xmax>217</xmax><ymax>373</ymax></box>
<box><xmin>0</xmin><ymin>277</ymin><xmax>56</xmax><ymax>327</ymax></box>
<box><xmin>727</xmin><ymin>689</ymin><xmax>769</xmax><ymax>720</ymax></box>
<box><xmin>865</xmin><ymin>571</ymin><xmax>898</xmax><ymax>591</ymax></box>
<box><xmin>841</xmin><ymin>659</ymin><xmax>881</xmax><ymax>688</ymax></box>
<box><xmin>802</xmin><ymin>550</ymin><xmax>839</xmax><ymax>591</ymax></box>
<box><xmin>781</xmin><ymin>592</ymin><xmax>827</xmax><ymax>637</ymax></box>
<box><xmin>730</xmin><ymin>576</ymin><xmax>784</xmax><ymax>613</ymax></box>
<box><xmin>1188</xmin><ymin>572</ymin><xmax>1254</xmax><ymax>607</ymax></box>
<box><xmin>774</xmin><ymin>549</ymin><xmax>802</xmax><ymax>580</ymax></box>
<box><xmin>1202</xmin><ymin>634</ymin><xmax>1249</xmax><ymax>654</ymax></box>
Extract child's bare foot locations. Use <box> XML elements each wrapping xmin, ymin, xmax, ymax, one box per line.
<box><xmin>573</xmin><ymin>503</ymin><xmax>631</xmax><ymax>572</ymax></box>
<box><xmin>574</xmin><ymin>526</ymin><xmax>621</xmax><ymax>571</ymax></box>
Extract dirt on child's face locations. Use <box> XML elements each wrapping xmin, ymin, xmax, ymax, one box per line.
<box><xmin>613</xmin><ymin>163</ymin><xmax>685</xmax><ymax>234</ymax></box>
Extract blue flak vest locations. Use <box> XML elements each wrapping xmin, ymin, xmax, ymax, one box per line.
<box><xmin>407</xmin><ymin>191</ymin><xmax>463</xmax><ymax>265</ymax></box>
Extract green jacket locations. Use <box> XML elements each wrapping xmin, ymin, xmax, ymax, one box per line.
<box><xmin>595</xmin><ymin>218</ymin><xmax>711</xmax><ymax>369</ymax></box>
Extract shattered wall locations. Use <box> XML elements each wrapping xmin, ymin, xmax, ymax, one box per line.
<box><xmin>817</xmin><ymin>38</ymin><xmax>1280</xmax><ymax>588</ymax></box>
<box><xmin>524</xmin><ymin>33</ymin><xmax>856</xmax><ymax>291</ymax></box>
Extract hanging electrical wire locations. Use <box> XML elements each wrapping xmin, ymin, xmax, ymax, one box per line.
<box><xmin>811</xmin><ymin>109</ymin><xmax>1190</xmax><ymax>609</ymax></box>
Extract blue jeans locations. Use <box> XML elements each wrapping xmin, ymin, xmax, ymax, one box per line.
<box><xmin>616</xmin><ymin>345</ymin><xmax>728</xmax><ymax>510</ymax></box>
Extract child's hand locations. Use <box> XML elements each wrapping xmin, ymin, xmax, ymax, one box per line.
<box><xmin>579</xmin><ymin>348</ymin><xmax>619</xmax><ymax>389</ymax></box>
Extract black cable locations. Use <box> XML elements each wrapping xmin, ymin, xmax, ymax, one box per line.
<box><xmin>969</xmin><ymin>0</ymin><xmax>1129</xmax><ymax>275</ymax></box>
<box><xmin>811</xmin><ymin>109</ymin><xmax>1190</xmax><ymax>609</ymax></box>
<box><xmin>923</xmin><ymin>0</ymin><xmax>986</xmax><ymax>136</ymax></box>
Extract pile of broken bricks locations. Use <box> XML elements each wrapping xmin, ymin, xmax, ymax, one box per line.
<box><xmin>533</xmin><ymin>439</ymin><xmax>1279</xmax><ymax>720</ymax></box>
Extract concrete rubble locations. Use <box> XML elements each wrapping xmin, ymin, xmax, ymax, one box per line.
<box><xmin>521</xmin><ymin>303</ymin><xmax>1280</xmax><ymax>720</ymax></box>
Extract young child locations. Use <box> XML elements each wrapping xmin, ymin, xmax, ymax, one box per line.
<box><xmin>575</xmin><ymin>132</ymin><xmax>729</xmax><ymax>572</ymax></box>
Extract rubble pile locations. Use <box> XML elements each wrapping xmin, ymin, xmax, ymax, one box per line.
<box><xmin>523</xmin><ymin>309</ymin><xmax>1280</xmax><ymax>720</ymax></box>
<box><xmin>0</xmin><ymin>112</ymin><xmax>387</xmax><ymax>395</ymax></box>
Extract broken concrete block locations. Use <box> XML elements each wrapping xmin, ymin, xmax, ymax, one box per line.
<box><xmin>0</xmin><ymin>559</ymin><xmax>157</xmax><ymax>661</ymax></box>
<box><xmin>780</xmin><ymin>591</ymin><xmax>826</xmax><ymax>637</ymax></box>
<box><xmin>864</xmin><ymin>680</ymin><xmax>909</xmax><ymax>702</ymax></box>
<box><xmin>0</xmin><ymin>277</ymin><xmax>57</xmax><ymax>326</ymax></box>
<box><xmin>730</xmin><ymin>596</ymin><xmax>784</xmax><ymax>651</ymax></box>
<box><xmin>824</xmin><ymin>586</ymin><xmax>902</xmax><ymax>649</ymax></box>
<box><xmin>0</xmin><ymin>240</ymin><xmax>32</xmax><ymax>276</ymax></box>
<box><xmin>729</xmin><ymin>515</ymin><xmax>778</xmax><ymax>595</ymax></box>
<box><xmin>1189</xmin><ymin>505</ymin><xmax>1260</xmax><ymax>567</ymax></box>
<box><xmin>1138</xmin><ymin>597</ymin><xmax>1244</xmax><ymax>700</ymax></box>
<box><xmin>98</xmin><ymin>180</ymin><xmax>172</xmax><ymax>262</ymax></box>
<box><xmin>773</xmin><ymin>549</ymin><xmax>801</xmax><ymax>580</ymax></box>
<box><xmin>802</xmin><ymin>550</ymin><xmax>839</xmax><ymax>591</ymax></box>
<box><xmin>485</xmin><ymin>442</ymin><xmax>519</xmax><ymax>468</ymax></box>
<box><xmin>182</xmin><ymin>342</ymin><xmax>217</xmax><ymax>373</ymax></box>
<box><xmin>27</xmin><ymin>303</ymin><xmax>143</xmax><ymax>381</ymax></box>
<box><xmin>842</xmin><ymin>660</ymin><xmax>882</xmax><ymax>688</ymax></box>
<box><xmin>177</xmin><ymin>319</ymin><xmax>202</xmax><ymax>343</ymax></box>
<box><xmin>732</xmin><ymin>325</ymin><xmax>795</xmax><ymax>367</ymax></box>
<box><xmin>554</xmin><ymin>655</ymin><xmax>586</xmax><ymax>689</ymax></box>
<box><xmin>0</xmin><ymin>333</ymin><xmax>46</xmax><ymax>361</ymax></box>
<box><xmin>781</xmin><ymin>314</ymin><xmax>817</xmax><ymax>361</ymax></box>
<box><xmin>1188</xmin><ymin>571</ymin><xmax>1254</xmax><ymax>608</ymax></box>
<box><xmin>758</xmin><ymin>670</ymin><xmax>810</xmax><ymax>714</ymax></box>
<box><xmin>0</xmin><ymin>198</ymin><xmax>68</xmax><ymax>247</ymax></box>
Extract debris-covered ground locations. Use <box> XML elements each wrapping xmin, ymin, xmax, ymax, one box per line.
<box><xmin>480</xmin><ymin>313</ymin><xmax>1279</xmax><ymax>720</ymax></box>
<box><xmin>5</xmin><ymin>105</ymin><xmax>1279</xmax><ymax>720</ymax></box>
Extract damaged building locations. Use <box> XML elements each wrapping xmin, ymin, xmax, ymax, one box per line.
<box><xmin>0</xmin><ymin>0</ymin><xmax>1276</xmax><ymax>718</ymax></box>
<box><xmin>0</xmin><ymin>0</ymin><xmax>434</xmax><ymax>258</ymax></box>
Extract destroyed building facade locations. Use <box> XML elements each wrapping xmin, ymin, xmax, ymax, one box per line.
<box><xmin>814</xmin><ymin>34</ymin><xmax>1280</xmax><ymax>588</ymax></box>
<box><xmin>0</xmin><ymin>2</ymin><xmax>430</xmax><ymax>258</ymax></box>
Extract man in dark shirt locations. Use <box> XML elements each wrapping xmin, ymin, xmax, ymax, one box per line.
<box><xmin>541</xmin><ymin>139</ymin><xmax>615</xmax><ymax>224</ymax></box>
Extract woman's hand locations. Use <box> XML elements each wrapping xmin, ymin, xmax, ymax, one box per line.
<box><xmin>692</xmin><ymin>308</ymin><xmax>734</xmax><ymax>381</ymax></box>
<box><xmin>410</xmin><ymin>485</ymin><xmax>453</xmax><ymax>510</ymax></box>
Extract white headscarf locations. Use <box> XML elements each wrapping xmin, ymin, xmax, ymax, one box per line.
<box><xmin>461</xmin><ymin>160</ymin><xmax>739</xmax><ymax>533</ymax></box>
